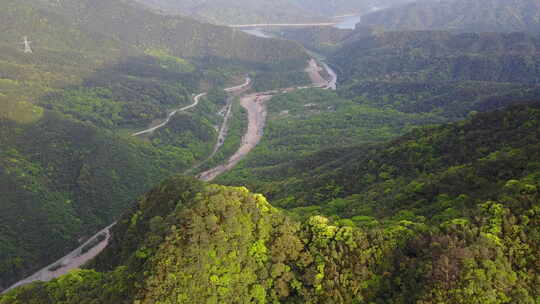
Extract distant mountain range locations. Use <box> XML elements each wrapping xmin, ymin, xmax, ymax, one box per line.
<box><xmin>360</xmin><ymin>0</ymin><xmax>540</xmax><ymax>32</ymax></box>
<box><xmin>134</xmin><ymin>0</ymin><xmax>420</xmax><ymax>24</ymax></box>
<box><xmin>332</xmin><ymin>30</ymin><xmax>540</xmax><ymax>84</ymax></box>
<box><xmin>8</xmin><ymin>0</ymin><xmax>307</xmax><ymax>63</ymax></box>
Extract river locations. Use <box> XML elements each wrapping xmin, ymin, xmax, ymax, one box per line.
<box><xmin>333</xmin><ymin>6</ymin><xmax>384</xmax><ymax>29</ymax></box>
<box><xmin>241</xmin><ymin>29</ymin><xmax>273</xmax><ymax>38</ymax></box>
<box><xmin>334</xmin><ymin>15</ymin><xmax>362</xmax><ymax>29</ymax></box>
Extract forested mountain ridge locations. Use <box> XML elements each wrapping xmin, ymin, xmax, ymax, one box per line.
<box><xmin>331</xmin><ymin>30</ymin><xmax>540</xmax><ymax>85</ymax></box>
<box><xmin>0</xmin><ymin>0</ymin><xmax>308</xmax><ymax>123</ymax></box>
<box><xmin>136</xmin><ymin>0</ymin><xmax>322</xmax><ymax>24</ymax></box>
<box><xmin>1</xmin><ymin>102</ymin><xmax>539</xmax><ymax>302</ymax></box>
<box><xmin>0</xmin><ymin>0</ymin><xmax>539</xmax><ymax>301</ymax></box>
<box><xmin>9</xmin><ymin>0</ymin><xmax>308</xmax><ymax>65</ymax></box>
<box><xmin>220</xmin><ymin>102</ymin><xmax>540</xmax><ymax>215</ymax></box>
<box><xmin>215</xmin><ymin>30</ymin><xmax>540</xmax><ymax>190</ymax></box>
<box><xmin>0</xmin><ymin>0</ymin><xmax>309</xmax><ymax>290</ymax></box>
<box><xmin>359</xmin><ymin>0</ymin><xmax>540</xmax><ymax>33</ymax></box>
<box><xmin>271</xmin><ymin>26</ymin><xmax>357</xmax><ymax>55</ymax></box>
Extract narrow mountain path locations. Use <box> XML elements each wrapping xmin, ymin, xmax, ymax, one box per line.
<box><xmin>2</xmin><ymin>59</ymin><xmax>336</xmax><ymax>293</ymax></box>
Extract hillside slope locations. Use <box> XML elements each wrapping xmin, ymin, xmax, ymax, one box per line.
<box><xmin>223</xmin><ymin>103</ymin><xmax>540</xmax><ymax>214</ymax></box>
<box><xmin>0</xmin><ymin>0</ymin><xmax>309</xmax><ymax>290</ymax></box>
<box><xmin>12</xmin><ymin>0</ymin><xmax>308</xmax><ymax>65</ymax></box>
<box><xmin>332</xmin><ymin>31</ymin><xmax>540</xmax><ymax>85</ymax></box>
<box><xmin>136</xmin><ymin>0</ymin><xmax>321</xmax><ymax>24</ymax></box>
<box><xmin>213</xmin><ymin>30</ymin><xmax>540</xmax><ymax>189</ymax></box>
<box><xmin>2</xmin><ymin>104</ymin><xmax>539</xmax><ymax>303</ymax></box>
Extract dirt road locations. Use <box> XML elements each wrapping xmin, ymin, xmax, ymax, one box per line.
<box><xmin>198</xmin><ymin>59</ymin><xmax>336</xmax><ymax>181</ymax></box>
<box><xmin>197</xmin><ymin>93</ymin><xmax>272</xmax><ymax>181</ymax></box>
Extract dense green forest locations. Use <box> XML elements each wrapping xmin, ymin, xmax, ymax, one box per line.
<box><xmin>271</xmin><ymin>26</ymin><xmax>355</xmax><ymax>55</ymax></box>
<box><xmin>332</xmin><ymin>31</ymin><xmax>540</xmax><ymax>85</ymax></box>
<box><xmin>217</xmin><ymin>31</ymin><xmax>540</xmax><ymax>189</ymax></box>
<box><xmin>2</xmin><ymin>102</ymin><xmax>539</xmax><ymax>303</ymax></box>
<box><xmin>221</xmin><ymin>102</ymin><xmax>540</xmax><ymax>214</ymax></box>
<box><xmin>0</xmin><ymin>0</ymin><xmax>310</xmax><ymax>290</ymax></box>
<box><xmin>359</xmin><ymin>0</ymin><xmax>540</xmax><ymax>32</ymax></box>
<box><xmin>1</xmin><ymin>0</ymin><xmax>540</xmax><ymax>301</ymax></box>
<box><xmin>136</xmin><ymin>0</ymin><xmax>325</xmax><ymax>24</ymax></box>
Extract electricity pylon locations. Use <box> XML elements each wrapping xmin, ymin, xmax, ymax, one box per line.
<box><xmin>22</xmin><ymin>36</ymin><xmax>32</xmax><ymax>53</ymax></box>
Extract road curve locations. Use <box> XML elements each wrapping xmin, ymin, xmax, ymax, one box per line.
<box><xmin>3</xmin><ymin>223</ymin><xmax>116</xmax><ymax>293</ymax></box>
<box><xmin>132</xmin><ymin>77</ymin><xmax>251</xmax><ymax>137</ymax></box>
<box><xmin>2</xmin><ymin>78</ymin><xmax>252</xmax><ymax>294</ymax></box>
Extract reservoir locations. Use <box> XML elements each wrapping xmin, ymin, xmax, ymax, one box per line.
<box><xmin>241</xmin><ymin>29</ymin><xmax>272</xmax><ymax>38</ymax></box>
<box><xmin>334</xmin><ymin>15</ymin><xmax>362</xmax><ymax>29</ymax></box>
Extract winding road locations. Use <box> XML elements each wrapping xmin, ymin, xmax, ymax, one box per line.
<box><xmin>2</xmin><ymin>78</ymin><xmax>251</xmax><ymax>294</ymax></box>
<box><xmin>3</xmin><ymin>223</ymin><xmax>115</xmax><ymax>293</ymax></box>
<box><xmin>132</xmin><ymin>77</ymin><xmax>251</xmax><ymax>137</ymax></box>
<box><xmin>2</xmin><ymin>59</ymin><xmax>336</xmax><ymax>294</ymax></box>
<box><xmin>186</xmin><ymin>83</ymin><xmax>251</xmax><ymax>173</ymax></box>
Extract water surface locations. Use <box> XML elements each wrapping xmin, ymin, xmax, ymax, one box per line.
<box><xmin>334</xmin><ymin>15</ymin><xmax>362</xmax><ymax>29</ymax></box>
<box><xmin>241</xmin><ymin>29</ymin><xmax>273</xmax><ymax>38</ymax></box>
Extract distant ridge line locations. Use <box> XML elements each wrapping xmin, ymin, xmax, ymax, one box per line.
<box><xmin>229</xmin><ymin>22</ymin><xmax>337</xmax><ymax>28</ymax></box>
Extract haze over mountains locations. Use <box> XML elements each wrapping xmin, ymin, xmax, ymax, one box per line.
<box><xmin>135</xmin><ymin>0</ymin><xmax>420</xmax><ymax>24</ymax></box>
<box><xmin>0</xmin><ymin>0</ymin><xmax>539</xmax><ymax>303</ymax></box>
<box><xmin>359</xmin><ymin>0</ymin><xmax>540</xmax><ymax>32</ymax></box>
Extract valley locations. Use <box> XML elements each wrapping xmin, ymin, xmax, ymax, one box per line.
<box><xmin>0</xmin><ymin>0</ymin><xmax>311</xmax><ymax>291</ymax></box>
<box><xmin>198</xmin><ymin>59</ymin><xmax>336</xmax><ymax>181</ymax></box>
<box><xmin>131</xmin><ymin>77</ymin><xmax>251</xmax><ymax>137</ymax></box>
<box><xmin>2</xmin><ymin>58</ymin><xmax>336</xmax><ymax>291</ymax></box>
<box><xmin>0</xmin><ymin>0</ymin><xmax>539</xmax><ymax>303</ymax></box>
